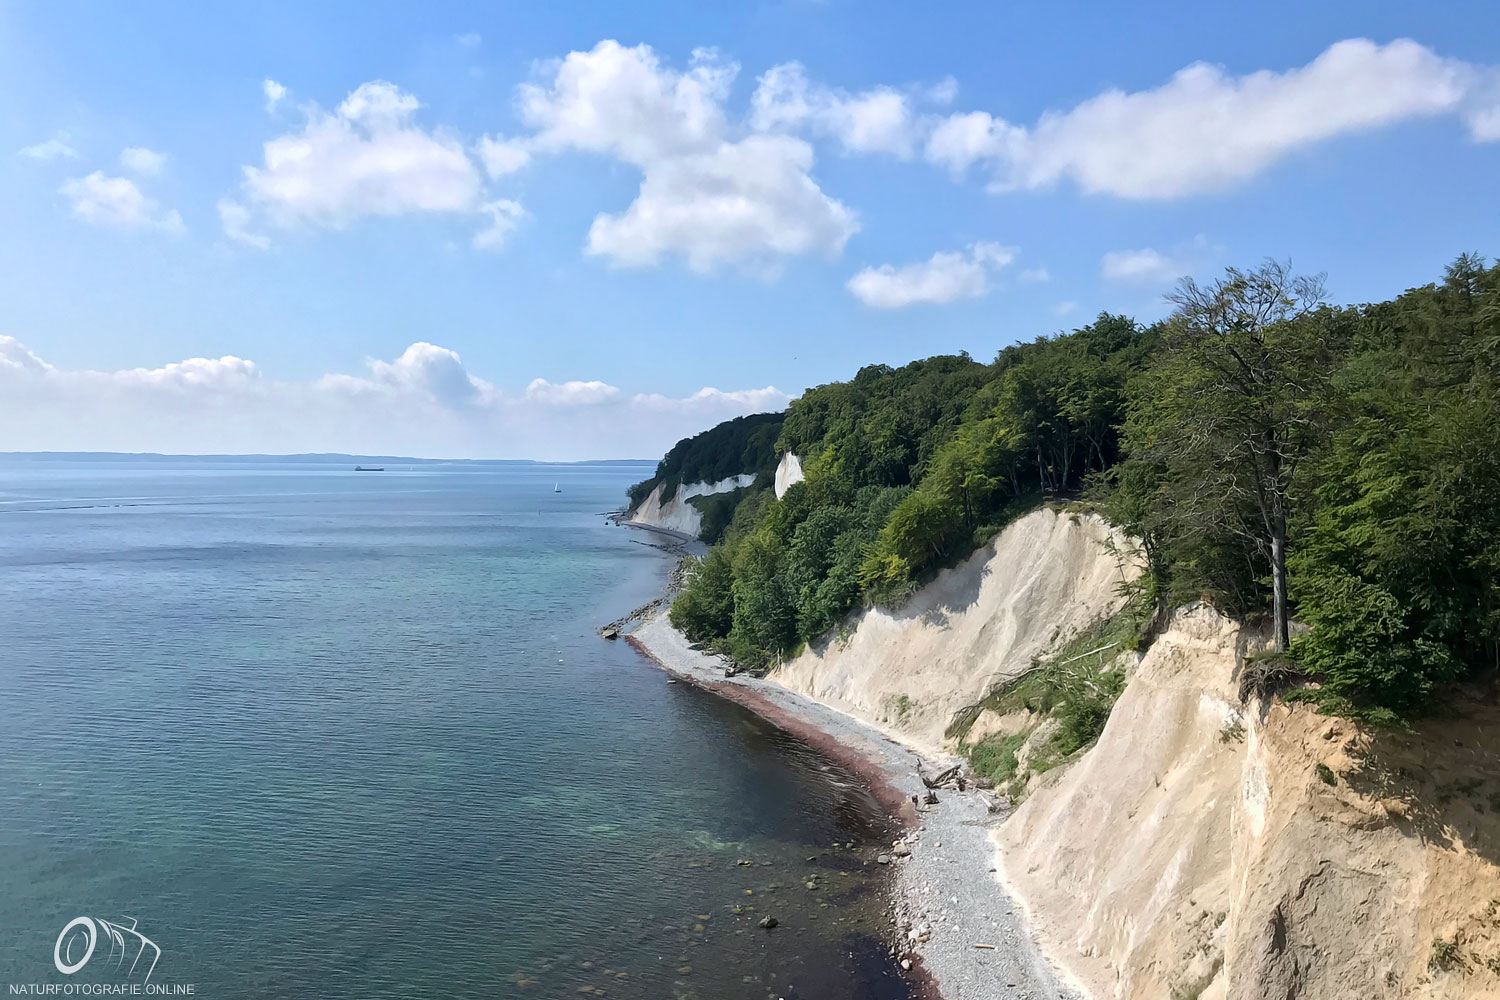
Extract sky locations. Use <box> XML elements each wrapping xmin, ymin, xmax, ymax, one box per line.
<box><xmin>2</xmin><ymin>1</ymin><xmax>1498</xmax><ymax>460</ymax></box>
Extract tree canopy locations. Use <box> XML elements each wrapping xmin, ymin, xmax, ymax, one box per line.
<box><xmin>657</xmin><ymin>256</ymin><xmax>1500</xmax><ymax>721</ymax></box>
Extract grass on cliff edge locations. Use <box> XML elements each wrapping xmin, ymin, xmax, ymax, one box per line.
<box><xmin>952</xmin><ymin>593</ymin><xmax>1151</xmax><ymax>784</ymax></box>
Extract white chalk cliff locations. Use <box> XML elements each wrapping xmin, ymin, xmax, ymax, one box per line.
<box><xmin>628</xmin><ymin>474</ymin><xmax>757</xmax><ymax>537</ymax></box>
<box><xmin>774</xmin><ymin>452</ymin><xmax>804</xmax><ymax>499</ymax></box>
<box><xmin>774</xmin><ymin>507</ymin><xmax>1144</xmax><ymax>757</ymax></box>
<box><xmin>759</xmin><ymin>503</ymin><xmax>1500</xmax><ymax>1000</ymax></box>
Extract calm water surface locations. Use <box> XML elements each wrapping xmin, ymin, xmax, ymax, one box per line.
<box><xmin>0</xmin><ymin>458</ymin><xmax>908</xmax><ymax>999</ymax></box>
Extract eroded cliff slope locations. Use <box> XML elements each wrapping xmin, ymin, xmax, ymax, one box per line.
<box><xmin>997</xmin><ymin>604</ymin><xmax>1500</xmax><ymax>1000</ymax></box>
<box><xmin>772</xmin><ymin>507</ymin><xmax>1144</xmax><ymax>756</ymax></box>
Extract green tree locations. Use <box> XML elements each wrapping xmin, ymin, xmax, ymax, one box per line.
<box><xmin>1123</xmin><ymin>261</ymin><xmax>1335</xmax><ymax>650</ymax></box>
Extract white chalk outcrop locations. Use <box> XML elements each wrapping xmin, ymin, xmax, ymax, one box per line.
<box><xmin>628</xmin><ymin>474</ymin><xmax>757</xmax><ymax>537</ymax></box>
<box><xmin>773</xmin><ymin>507</ymin><xmax>1144</xmax><ymax>757</ymax></box>
<box><xmin>774</xmin><ymin>452</ymin><xmax>804</xmax><ymax>499</ymax></box>
<box><xmin>997</xmin><ymin>603</ymin><xmax>1500</xmax><ymax>1000</ymax></box>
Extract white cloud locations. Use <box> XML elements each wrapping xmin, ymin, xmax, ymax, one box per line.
<box><xmin>847</xmin><ymin>241</ymin><xmax>1016</xmax><ymax>308</ymax></box>
<box><xmin>107</xmin><ymin>354</ymin><xmax>260</xmax><ymax>390</ymax></box>
<box><xmin>0</xmin><ymin>335</ymin><xmax>53</xmax><ymax>373</ymax></box>
<box><xmin>19</xmin><ymin>135</ymin><xmax>79</xmax><ymax>161</ymax></box>
<box><xmin>226</xmin><ymin>80</ymin><xmax>507</xmax><ymax>248</ymax></box>
<box><xmin>0</xmin><ymin>336</ymin><xmax>786</xmax><ymax>460</ymax></box>
<box><xmin>473</xmin><ymin>199</ymin><xmax>524</xmax><ymax>250</ymax></box>
<box><xmin>922</xmin><ymin>111</ymin><xmax>1024</xmax><ymax>176</ymax></box>
<box><xmin>362</xmin><ymin>341</ymin><xmax>493</xmax><ymax>407</ymax></box>
<box><xmin>263</xmin><ymin>78</ymin><xmax>287</xmax><ymax>112</ymax></box>
<box><xmin>1101</xmin><ymin>248</ymin><xmax>1182</xmax><ymax>284</ymax></box>
<box><xmin>510</xmin><ymin>41</ymin><xmax>857</xmax><ymax>272</ymax></box>
<box><xmin>119</xmin><ymin>146</ymin><xmax>166</xmax><ymax>175</ymax></box>
<box><xmin>1053</xmin><ymin>301</ymin><xmax>1078</xmax><ymax>318</ymax></box>
<box><xmin>516</xmin><ymin>41</ymin><xmax>734</xmax><ymax>165</ymax></box>
<box><xmin>1470</xmin><ymin>104</ymin><xmax>1500</xmax><ymax>142</ymax></box>
<box><xmin>456</xmin><ymin>32</ymin><xmax>482</xmax><ymax>48</ymax></box>
<box><xmin>526</xmin><ymin>378</ymin><xmax>622</xmax><ymax>405</ymax></box>
<box><xmin>750</xmin><ymin>62</ymin><xmax>919</xmax><ymax>157</ymax></box>
<box><xmin>60</xmin><ymin>171</ymin><xmax>183</xmax><ymax>231</ymax></box>
<box><xmin>927</xmin><ymin>38</ymin><xmax>1500</xmax><ymax>198</ymax></box>
<box><xmin>1019</xmin><ymin>266</ymin><xmax>1050</xmax><ymax>284</ymax></box>
<box><xmin>217</xmin><ymin>199</ymin><xmax>270</xmax><ymax>249</ymax></box>
<box><xmin>476</xmin><ymin>134</ymin><xmax>531</xmax><ymax>177</ymax></box>
<box><xmin>586</xmin><ymin>134</ymin><xmax>856</xmax><ymax>272</ymax></box>
<box><xmin>630</xmin><ymin>385</ymin><xmax>791</xmax><ymax>413</ymax></box>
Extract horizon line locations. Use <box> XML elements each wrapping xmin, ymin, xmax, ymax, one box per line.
<box><xmin>0</xmin><ymin>450</ymin><xmax>656</xmax><ymax>465</ymax></box>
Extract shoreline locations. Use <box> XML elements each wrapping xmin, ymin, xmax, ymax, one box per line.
<box><xmin>625</xmin><ymin>610</ymin><xmax>1080</xmax><ymax>1000</ymax></box>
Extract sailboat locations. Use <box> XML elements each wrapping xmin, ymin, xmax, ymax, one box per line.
<box><xmin>553</xmin><ymin>482</ymin><xmax>561</xmax><ymax>493</ymax></box>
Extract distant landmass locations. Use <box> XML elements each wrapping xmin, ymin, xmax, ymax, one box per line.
<box><xmin>0</xmin><ymin>451</ymin><xmax>654</xmax><ymax>466</ymax></box>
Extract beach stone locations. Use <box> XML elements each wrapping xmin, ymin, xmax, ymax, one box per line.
<box><xmin>758</xmin><ymin>916</ymin><xmax>778</xmax><ymax>930</ymax></box>
<box><xmin>877</xmin><ymin>855</ymin><xmax>891</xmax><ymax>865</ymax></box>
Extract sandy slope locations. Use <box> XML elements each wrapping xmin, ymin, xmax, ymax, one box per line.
<box><xmin>998</xmin><ymin>604</ymin><xmax>1500</xmax><ymax>1000</ymax></box>
<box><xmin>774</xmin><ymin>507</ymin><xmax>1144</xmax><ymax>757</ymax></box>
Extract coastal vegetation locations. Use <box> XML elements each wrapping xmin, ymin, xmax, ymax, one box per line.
<box><xmin>645</xmin><ymin>255</ymin><xmax>1500</xmax><ymax>723</ymax></box>
<box><xmin>625</xmin><ymin>411</ymin><xmax>784</xmax><ymax>512</ymax></box>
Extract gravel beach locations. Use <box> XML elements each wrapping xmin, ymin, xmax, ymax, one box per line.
<box><xmin>628</xmin><ymin>612</ymin><xmax>1082</xmax><ymax>1000</ymax></box>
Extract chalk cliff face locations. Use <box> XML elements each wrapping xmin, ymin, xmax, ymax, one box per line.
<box><xmin>772</xmin><ymin>507</ymin><xmax>1144</xmax><ymax>756</ymax></box>
<box><xmin>756</xmin><ymin>502</ymin><xmax>1500</xmax><ymax>999</ymax></box>
<box><xmin>995</xmin><ymin>604</ymin><xmax>1500</xmax><ymax>1000</ymax></box>
<box><xmin>627</xmin><ymin>475</ymin><xmax>757</xmax><ymax>537</ymax></box>
<box><xmin>773</xmin><ymin>452</ymin><xmax>804</xmax><ymax>499</ymax></box>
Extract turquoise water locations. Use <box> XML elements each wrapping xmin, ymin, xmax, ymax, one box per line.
<box><xmin>0</xmin><ymin>458</ymin><xmax>909</xmax><ymax>999</ymax></box>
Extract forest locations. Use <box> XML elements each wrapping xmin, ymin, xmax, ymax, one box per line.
<box><xmin>625</xmin><ymin>411</ymin><xmax>784</xmax><ymax>510</ymax></box>
<box><xmin>646</xmin><ymin>257</ymin><xmax>1500</xmax><ymax>721</ymax></box>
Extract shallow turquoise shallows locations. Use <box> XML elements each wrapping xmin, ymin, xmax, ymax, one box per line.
<box><xmin>0</xmin><ymin>458</ymin><xmax>909</xmax><ymax>1000</ymax></box>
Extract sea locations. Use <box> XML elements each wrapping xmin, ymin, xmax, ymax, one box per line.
<box><xmin>0</xmin><ymin>456</ymin><xmax>911</xmax><ymax>1000</ymax></box>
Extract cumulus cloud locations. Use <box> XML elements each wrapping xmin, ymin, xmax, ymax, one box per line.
<box><xmin>586</xmin><ymin>133</ymin><xmax>856</xmax><ymax>272</ymax></box>
<box><xmin>0</xmin><ymin>336</ymin><xmax>787</xmax><ymax>460</ymax></box>
<box><xmin>0</xmin><ymin>335</ymin><xmax>53</xmax><ymax>373</ymax></box>
<box><xmin>476</xmin><ymin>134</ymin><xmax>531</xmax><ymax>177</ymax></box>
<box><xmin>924</xmin><ymin>38</ymin><xmax>1500</xmax><ymax>198</ymax></box>
<box><xmin>847</xmin><ymin>241</ymin><xmax>1016</xmax><ymax>308</ymax></box>
<box><xmin>60</xmin><ymin>171</ymin><xmax>183</xmax><ymax>231</ymax></box>
<box><xmin>630</xmin><ymin>385</ymin><xmax>791</xmax><ymax>413</ymax></box>
<box><xmin>262</xmin><ymin>78</ymin><xmax>287</xmax><ymax>112</ymax></box>
<box><xmin>455</xmin><ymin>32</ymin><xmax>481</xmax><ymax>48</ymax></box>
<box><xmin>525</xmin><ymin>378</ymin><xmax>622</xmax><ymax>405</ymax></box>
<box><xmin>1101</xmin><ymin>248</ymin><xmax>1183</xmax><ymax>284</ymax></box>
<box><xmin>223</xmin><ymin>80</ymin><xmax>507</xmax><ymax>248</ymax></box>
<box><xmin>1019</xmin><ymin>267</ymin><xmax>1050</xmax><ymax>284</ymax></box>
<box><xmin>473</xmin><ymin>199</ymin><xmax>525</xmax><ymax>250</ymax></box>
<box><xmin>506</xmin><ymin>41</ymin><xmax>857</xmax><ymax>272</ymax></box>
<box><xmin>19</xmin><ymin>134</ymin><xmax>79</xmax><ymax>161</ymax></box>
<box><xmin>119</xmin><ymin>146</ymin><xmax>167</xmax><ymax>175</ymax></box>
<box><xmin>750</xmin><ymin>62</ymin><xmax>919</xmax><ymax>157</ymax></box>
<box><xmin>356</xmin><ymin>341</ymin><xmax>494</xmax><ymax>406</ymax></box>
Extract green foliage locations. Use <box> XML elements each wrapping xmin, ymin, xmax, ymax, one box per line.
<box><xmin>627</xmin><ymin>412</ymin><xmax>784</xmax><ymax>509</ymax></box>
<box><xmin>966</xmin><ymin>601</ymin><xmax>1143</xmax><ymax>770</ymax></box>
<box><xmin>660</xmin><ymin>255</ymin><xmax>1500</xmax><ymax>721</ymax></box>
<box><xmin>669</xmin><ymin>546</ymin><xmax>735</xmax><ymax>643</ymax></box>
<box><xmin>965</xmin><ymin>732</ymin><xmax>1027</xmax><ymax>783</ymax></box>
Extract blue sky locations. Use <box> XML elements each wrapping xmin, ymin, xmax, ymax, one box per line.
<box><xmin>2</xmin><ymin>1</ymin><xmax>1498</xmax><ymax>459</ymax></box>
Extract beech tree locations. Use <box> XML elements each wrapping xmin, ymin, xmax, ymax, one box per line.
<box><xmin>1123</xmin><ymin>261</ymin><xmax>1333</xmax><ymax>651</ymax></box>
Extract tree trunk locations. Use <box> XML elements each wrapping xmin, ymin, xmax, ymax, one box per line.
<box><xmin>1270</xmin><ymin>522</ymin><xmax>1290</xmax><ymax>652</ymax></box>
